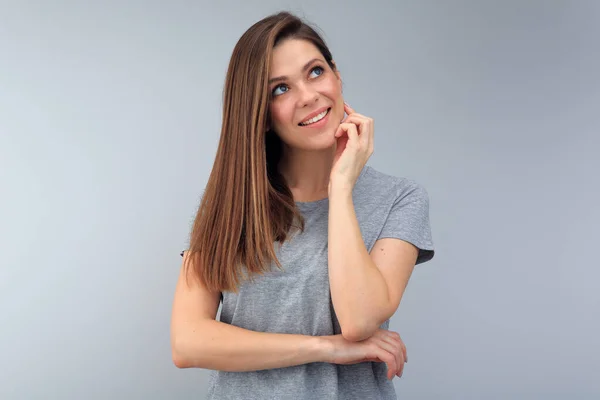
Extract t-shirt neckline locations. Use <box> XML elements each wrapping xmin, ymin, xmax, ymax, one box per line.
<box><xmin>294</xmin><ymin>166</ymin><xmax>370</xmax><ymax>210</ymax></box>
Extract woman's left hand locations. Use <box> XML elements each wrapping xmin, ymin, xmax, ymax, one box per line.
<box><xmin>330</xmin><ymin>103</ymin><xmax>374</xmax><ymax>192</ymax></box>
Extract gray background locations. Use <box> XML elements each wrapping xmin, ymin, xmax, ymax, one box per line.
<box><xmin>1</xmin><ymin>0</ymin><xmax>598</xmax><ymax>399</ymax></box>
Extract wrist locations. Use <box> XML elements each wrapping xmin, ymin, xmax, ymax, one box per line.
<box><xmin>328</xmin><ymin>178</ymin><xmax>354</xmax><ymax>197</ymax></box>
<box><xmin>313</xmin><ymin>336</ymin><xmax>336</xmax><ymax>363</ymax></box>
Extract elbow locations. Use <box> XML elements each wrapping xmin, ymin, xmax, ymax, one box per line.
<box><xmin>172</xmin><ymin>351</ymin><xmax>191</xmax><ymax>369</ymax></box>
<box><xmin>171</xmin><ymin>320</ymin><xmax>216</xmax><ymax>369</ymax></box>
<box><xmin>340</xmin><ymin>311</ymin><xmax>388</xmax><ymax>342</ymax></box>
<box><xmin>173</xmin><ymin>357</ymin><xmax>189</xmax><ymax>369</ymax></box>
<box><xmin>340</xmin><ymin>322</ymin><xmax>377</xmax><ymax>342</ymax></box>
<box><xmin>171</xmin><ymin>335</ymin><xmax>193</xmax><ymax>369</ymax></box>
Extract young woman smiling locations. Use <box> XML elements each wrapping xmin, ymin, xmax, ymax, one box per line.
<box><xmin>171</xmin><ymin>11</ymin><xmax>435</xmax><ymax>400</ymax></box>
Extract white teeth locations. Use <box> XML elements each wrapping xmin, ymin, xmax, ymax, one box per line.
<box><xmin>300</xmin><ymin>109</ymin><xmax>329</xmax><ymax>126</ymax></box>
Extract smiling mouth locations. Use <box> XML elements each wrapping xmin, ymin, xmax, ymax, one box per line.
<box><xmin>298</xmin><ymin>108</ymin><xmax>331</xmax><ymax>126</ymax></box>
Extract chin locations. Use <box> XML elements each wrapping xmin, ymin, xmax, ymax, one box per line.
<box><xmin>307</xmin><ymin>131</ymin><xmax>337</xmax><ymax>151</ymax></box>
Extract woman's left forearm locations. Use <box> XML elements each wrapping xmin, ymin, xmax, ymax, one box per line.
<box><xmin>328</xmin><ymin>186</ymin><xmax>390</xmax><ymax>342</ymax></box>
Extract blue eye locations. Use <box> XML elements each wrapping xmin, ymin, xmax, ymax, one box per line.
<box><xmin>271</xmin><ymin>66</ymin><xmax>325</xmax><ymax>97</ymax></box>
<box><xmin>310</xmin><ymin>66</ymin><xmax>324</xmax><ymax>78</ymax></box>
<box><xmin>272</xmin><ymin>84</ymin><xmax>288</xmax><ymax>97</ymax></box>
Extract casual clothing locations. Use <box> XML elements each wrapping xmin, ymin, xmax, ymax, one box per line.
<box><xmin>183</xmin><ymin>165</ymin><xmax>435</xmax><ymax>399</ymax></box>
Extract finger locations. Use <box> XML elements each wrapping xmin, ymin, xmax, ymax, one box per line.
<box><xmin>334</xmin><ymin>123</ymin><xmax>359</xmax><ymax>144</ymax></box>
<box><xmin>333</xmin><ymin>122</ymin><xmax>348</xmax><ymax>137</ymax></box>
<box><xmin>390</xmin><ymin>334</ymin><xmax>407</xmax><ymax>364</ymax></box>
<box><xmin>344</xmin><ymin>112</ymin><xmax>369</xmax><ymax>121</ymax></box>
<box><xmin>382</xmin><ymin>331</ymin><xmax>406</xmax><ymax>375</ymax></box>
<box><xmin>397</xmin><ymin>359</ymin><xmax>405</xmax><ymax>378</ymax></box>
<box><xmin>383</xmin><ymin>335</ymin><xmax>404</xmax><ymax>375</ymax></box>
<box><xmin>342</xmin><ymin>115</ymin><xmax>373</xmax><ymax>147</ymax></box>
<box><xmin>372</xmin><ymin>337</ymin><xmax>402</xmax><ymax>379</ymax></box>
<box><xmin>342</xmin><ymin>115</ymin><xmax>368</xmax><ymax>131</ymax></box>
<box><xmin>344</xmin><ymin>102</ymin><xmax>355</xmax><ymax>115</ymax></box>
<box><xmin>380</xmin><ymin>351</ymin><xmax>397</xmax><ymax>381</ymax></box>
<box><xmin>342</xmin><ymin>113</ymin><xmax>369</xmax><ymax>124</ymax></box>
<box><xmin>334</xmin><ymin>122</ymin><xmax>356</xmax><ymax>137</ymax></box>
<box><xmin>388</xmin><ymin>332</ymin><xmax>406</xmax><ymax>363</ymax></box>
<box><xmin>341</xmin><ymin>109</ymin><xmax>372</xmax><ymax>133</ymax></box>
<box><xmin>387</xmin><ymin>332</ymin><xmax>405</xmax><ymax>353</ymax></box>
<box><xmin>384</xmin><ymin>330</ymin><xmax>401</xmax><ymax>342</ymax></box>
<box><xmin>382</xmin><ymin>330</ymin><xmax>402</xmax><ymax>348</ymax></box>
<box><xmin>334</xmin><ymin>122</ymin><xmax>354</xmax><ymax>138</ymax></box>
<box><xmin>346</xmin><ymin>123</ymin><xmax>359</xmax><ymax>145</ymax></box>
<box><xmin>397</xmin><ymin>345</ymin><xmax>406</xmax><ymax>377</ymax></box>
<box><xmin>366</xmin><ymin>341</ymin><xmax>389</xmax><ymax>361</ymax></box>
<box><xmin>369</xmin><ymin>344</ymin><xmax>397</xmax><ymax>380</ymax></box>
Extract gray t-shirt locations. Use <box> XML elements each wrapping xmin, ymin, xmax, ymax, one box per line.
<box><xmin>188</xmin><ymin>165</ymin><xmax>435</xmax><ymax>399</ymax></box>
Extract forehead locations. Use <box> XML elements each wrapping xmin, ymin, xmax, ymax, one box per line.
<box><xmin>270</xmin><ymin>39</ymin><xmax>323</xmax><ymax>75</ymax></box>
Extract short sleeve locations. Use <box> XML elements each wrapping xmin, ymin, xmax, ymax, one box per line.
<box><xmin>377</xmin><ymin>180</ymin><xmax>435</xmax><ymax>265</ymax></box>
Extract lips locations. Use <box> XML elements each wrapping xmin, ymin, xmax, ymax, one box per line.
<box><xmin>298</xmin><ymin>106</ymin><xmax>331</xmax><ymax>126</ymax></box>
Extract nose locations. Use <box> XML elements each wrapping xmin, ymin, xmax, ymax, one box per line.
<box><xmin>296</xmin><ymin>82</ymin><xmax>319</xmax><ymax>107</ymax></box>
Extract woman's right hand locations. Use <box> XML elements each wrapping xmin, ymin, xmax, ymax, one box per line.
<box><xmin>324</xmin><ymin>329</ymin><xmax>407</xmax><ymax>380</ymax></box>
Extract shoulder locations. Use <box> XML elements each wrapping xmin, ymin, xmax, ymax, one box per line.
<box><xmin>353</xmin><ymin>166</ymin><xmax>434</xmax><ymax>256</ymax></box>
<box><xmin>358</xmin><ymin>166</ymin><xmax>429</xmax><ymax>204</ymax></box>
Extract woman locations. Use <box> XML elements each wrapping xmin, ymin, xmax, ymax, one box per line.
<box><xmin>171</xmin><ymin>11</ymin><xmax>435</xmax><ymax>399</ymax></box>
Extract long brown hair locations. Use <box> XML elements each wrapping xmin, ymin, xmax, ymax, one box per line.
<box><xmin>183</xmin><ymin>11</ymin><xmax>337</xmax><ymax>293</ymax></box>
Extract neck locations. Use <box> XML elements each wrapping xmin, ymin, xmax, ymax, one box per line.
<box><xmin>279</xmin><ymin>145</ymin><xmax>336</xmax><ymax>202</ymax></box>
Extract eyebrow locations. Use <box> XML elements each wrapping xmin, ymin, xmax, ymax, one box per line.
<box><xmin>268</xmin><ymin>58</ymin><xmax>323</xmax><ymax>85</ymax></box>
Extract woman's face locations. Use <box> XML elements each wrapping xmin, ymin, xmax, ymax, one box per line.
<box><xmin>268</xmin><ymin>39</ymin><xmax>344</xmax><ymax>151</ymax></box>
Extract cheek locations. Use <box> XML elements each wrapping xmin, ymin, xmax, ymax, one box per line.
<box><xmin>270</xmin><ymin>100</ymin><xmax>294</xmax><ymax>127</ymax></box>
<box><xmin>324</xmin><ymin>74</ymin><xmax>342</xmax><ymax>95</ymax></box>
<box><xmin>268</xmin><ymin>104</ymin><xmax>281</xmax><ymax>127</ymax></box>
<box><xmin>323</xmin><ymin>79</ymin><xmax>343</xmax><ymax>112</ymax></box>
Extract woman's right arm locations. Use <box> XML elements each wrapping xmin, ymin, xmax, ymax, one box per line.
<box><xmin>170</xmin><ymin>254</ymin><xmax>330</xmax><ymax>371</ymax></box>
<box><xmin>170</xmin><ymin>253</ymin><xmax>406</xmax><ymax>377</ymax></box>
